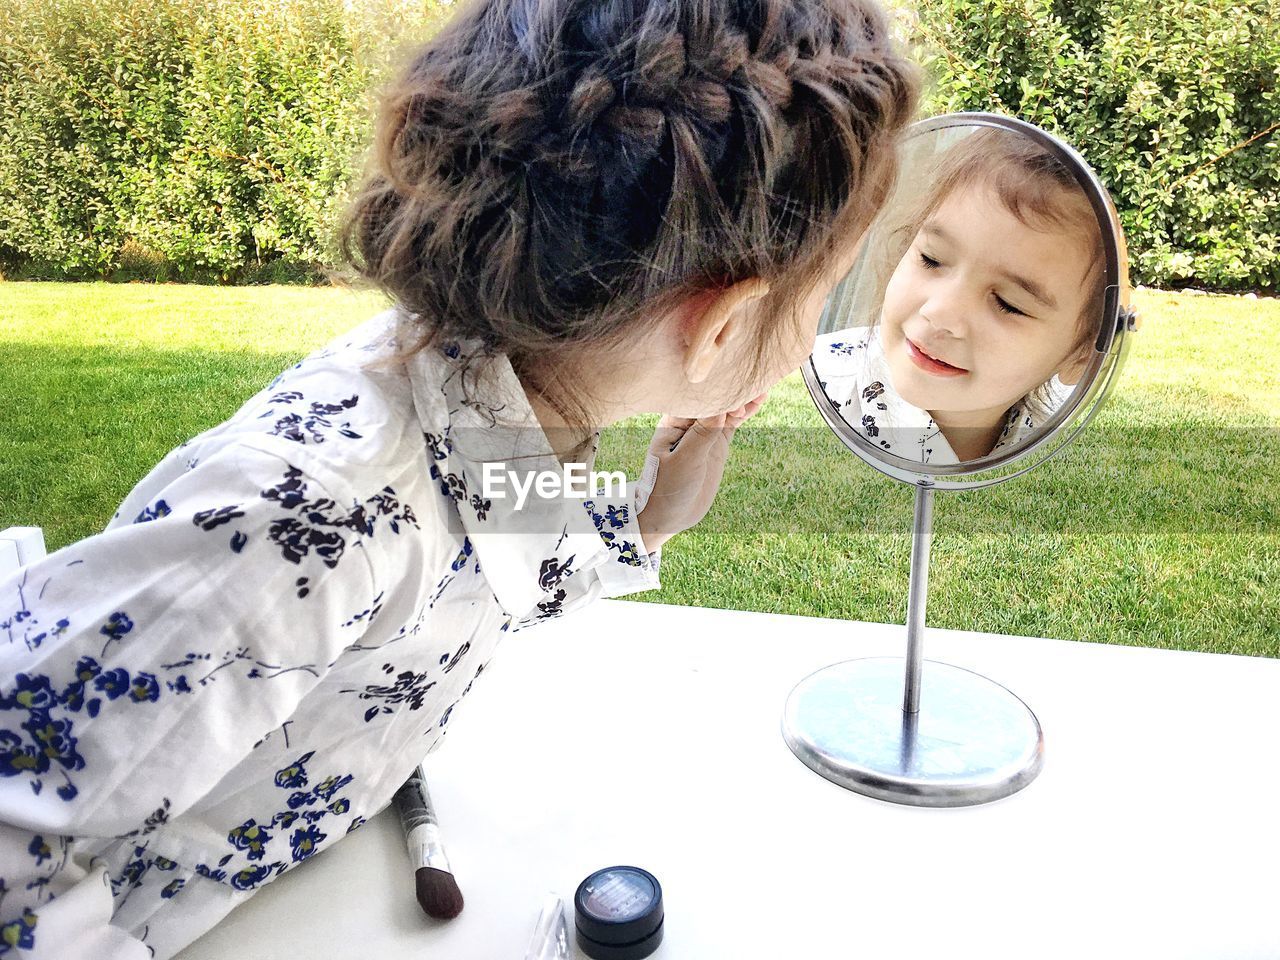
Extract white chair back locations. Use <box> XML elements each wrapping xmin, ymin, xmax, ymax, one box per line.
<box><xmin>0</xmin><ymin>526</ymin><xmax>47</xmax><ymax>577</ymax></box>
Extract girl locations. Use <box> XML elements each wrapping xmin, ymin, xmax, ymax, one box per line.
<box><xmin>814</xmin><ymin>127</ymin><xmax>1105</xmax><ymax>464</ymax></box>
<box><xmin>0</xmin><ymin>0</ymin><xmax>917</xmax><ymax>956</ymax></box>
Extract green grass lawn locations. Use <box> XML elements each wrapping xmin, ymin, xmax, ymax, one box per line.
<box><xmin>2</xmin><ymin>281</ymin><xmax>1277</xmax><ymax>656</ymax></box>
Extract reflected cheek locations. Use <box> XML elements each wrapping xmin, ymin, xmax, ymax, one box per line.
<box><xmin>881</xmin><ymin>261</ymin><xmax>917</xmax><ymax>321</ymax></box>
<box><xmin>969</xmin><ymin>340</ymin><xmax>1042</xmax><ymax>404</ymax></box>
<box><xmin>879</xmin><ymin>308</ymin><xmax>908</xmax><ymax>355</ymax></box>
<box><xmin>880</xmin><ymin>291</ymin><xmax>915</xmax><ymax>343</ymax></box>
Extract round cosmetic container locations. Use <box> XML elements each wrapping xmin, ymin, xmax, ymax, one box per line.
<box><xmin>573</xmin><ymin>865</ymin><xmax>664</xmax><ymax>960</ymax></box>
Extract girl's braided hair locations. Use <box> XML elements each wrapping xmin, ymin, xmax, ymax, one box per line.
<box><xmin>342</xmin><ymin>0</ymin><xmax>919</xmax><ymax>431</ymax></box>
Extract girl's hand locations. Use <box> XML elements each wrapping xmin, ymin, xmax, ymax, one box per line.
<box><xmin>635</xmin><ymin>392</ymin><xmax>768</xmax><ymax>552</ymax></box>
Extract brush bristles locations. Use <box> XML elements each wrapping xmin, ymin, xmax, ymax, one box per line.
<box><xmin>416</xmin><ymin>866</ymin><xmax>464</xmax><ymax>920</ymax></box>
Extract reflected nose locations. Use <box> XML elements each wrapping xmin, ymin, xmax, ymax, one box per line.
<box><xmin>919</xmin><ymin>275</ymin><xmax>973</xmax><ymax>338</ymax></box>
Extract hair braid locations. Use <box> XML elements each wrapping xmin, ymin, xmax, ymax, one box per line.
<box><xmin>342</xmin><ymin>0</ymin><xmax>920</xmax><ymax>431</ymax></box>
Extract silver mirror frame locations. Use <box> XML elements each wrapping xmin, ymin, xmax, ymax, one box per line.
<box><xmin>803</xmin><ymin>111</ymin><xmax>1137</xmax><ymax>490</ymax></box>
<box><xmin>783</xmin><ymin>112</ymin><xmax>1138</xmax><ymax>808</ymax></box>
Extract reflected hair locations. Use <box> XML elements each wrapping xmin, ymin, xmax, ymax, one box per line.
<box><xmin>854</xmin><ymin>126</ymin><xmax>1106</xmax><ymax>354</ymax></box>
<box><xmin>340</xmin><ymin>0</ymin><xmax>920</xmax><ymax>447</ymax></box>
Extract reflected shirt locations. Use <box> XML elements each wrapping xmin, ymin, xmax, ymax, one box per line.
<box><xmin>0</xmin><ymin>309</ymin><xmax>659</xmax><ymax>959</ymax></box>
<box><xmin>811</xmin><ymin>327</ymin><xmax>1073</xmax><ymax>465</ymax></box>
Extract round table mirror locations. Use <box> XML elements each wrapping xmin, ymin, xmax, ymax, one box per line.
<box><xmin>783</xmin><ymin>112</ymin><xmax>1139</xmax><ymax>807</ymax></box>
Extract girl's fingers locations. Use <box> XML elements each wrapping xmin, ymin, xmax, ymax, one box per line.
<box><xmin>684</xmin><ymin>413</ymin><xmax>728</xmax><ymax>443</ymax></box>
<box><xmin>671</xmin><ymin>413</ymin><xmax>729</xmax><ymax>455</ymax></box>
<box><xmin>730</xmin><ymin>391</ymin><xmax>769</xmax><ymax>419</ymax></box>
<box><xmin>726</xmin><ymin>392</ymin><xmax>769</xmax><ymax>429</ymax></box>
<box><xmin>657</xmin><ymin>414</ymin><xmax>696</xmax><ymax>431</ymax></box>
<box><xmin>656</xmin><ymin>392</ymin><xmax>767</xmax><ymax>453</ymax></box>
<box><xmin>653</xmin><ymin>414</ymin><xmax>696</xmax><ymax>452</ymax></box>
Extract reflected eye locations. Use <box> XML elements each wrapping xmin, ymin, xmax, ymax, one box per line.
<box><xmin>917</xmin><ymin>251</ymin><xmax>941</xmax><ymax>270</ymax></box>
<box><xmin>993</xmin><ymin>294</ymin><xmax>1027</xmax><ymax>317</ymax></box>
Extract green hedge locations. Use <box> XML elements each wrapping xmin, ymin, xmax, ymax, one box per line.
<box><xmin>909</xmin><ymin>0</ymin><xmax>1279</xmax><ymax>291</ymax></box>
<box><xmin>0</xmin><ymin>0</ymin><xmax>450</xmax><ymax>283</ymax></box>
<box><xmin>0</xmin><ymin>0</ymin><xmax>1276</xmax><ymax>290</ymax></box>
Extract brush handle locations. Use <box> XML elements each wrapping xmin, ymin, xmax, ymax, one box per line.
<box><xmin>392</xmin><ymin>765</ymin><xmax>452</xmax><ymax>873</ymax></box>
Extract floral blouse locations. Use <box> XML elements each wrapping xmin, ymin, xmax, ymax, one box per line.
<box><xmin>0</xmin><ymin>309</ymin><xmax>659</xmax><ymax>959</ymax></box>
<box><xmin>811</xmin><ymin>327</ymin><xmax>1074</xmax><ymax>465</ymax></box>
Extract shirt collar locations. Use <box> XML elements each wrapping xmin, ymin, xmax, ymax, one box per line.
<box><xmin>990</xmin><ymin>375</ymin><xmax>1071</xmax><ymax>454</ymax></box>
<box><xmin>395</xmin><ymin>314</ymin><xmax>610</xmax><ymax>619</ymax></box>
<box><xmin>815</xmin><ymin>329</ymin><xmax>959</xmax><ymax>465</ymax></box>
<box><xmin>858</xmin><ymin>330</ymin><xmax>959</xmax><ymax>464</ymax></box>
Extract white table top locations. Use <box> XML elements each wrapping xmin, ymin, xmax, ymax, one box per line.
<box><xmin>178</xmin><ymin>600</ymin><xmax>1280</xmax><ymax>960</ymax></box>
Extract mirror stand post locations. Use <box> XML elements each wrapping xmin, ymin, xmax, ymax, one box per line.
<box><xmin>781</xmin><ymin>484</ymin><xmax>1046</xmax><ymax>807</ymax></box>
<box><xmin>903</xmin><ymin>483</ymin><xmax>934</xmax><ymax>715</ymax></box>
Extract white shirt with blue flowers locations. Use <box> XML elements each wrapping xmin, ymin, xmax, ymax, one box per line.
<box><xmin>811</xmin><ymin>327</ymin><xmax>1074</xmax><ymax>465</ymax></box>
<box><xmin>0</xmin><ymin>308</ymin><xmax>659</xmax><ymax>959</ymax></box>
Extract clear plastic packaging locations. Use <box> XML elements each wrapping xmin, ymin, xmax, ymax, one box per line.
<box><xmin>523</xmin><ymin>893</ymin><xmax>569</xmax><ymax>960</ymax></box>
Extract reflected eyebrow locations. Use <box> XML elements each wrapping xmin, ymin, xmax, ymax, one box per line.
<box><xmin>997</xmin><ymin>269</ymin><xmax>1058</xmax><ymax>311</ymax></box>
<box><xmin>921</xmin><ymin>221</ymin><xmax>1059</xmax><ymax>311</ymax></box>
<box><xmin>920</xmin><ymin>222</ymin><xmax>956</xmax><ymax>246</ymax></box>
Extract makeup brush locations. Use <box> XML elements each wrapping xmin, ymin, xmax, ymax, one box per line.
<box><xmin>392</xmin><ymin>764</ymin><xmax>464</xmax><ymax>920</ymax></box>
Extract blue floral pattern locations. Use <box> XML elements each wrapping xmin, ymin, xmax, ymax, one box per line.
<box><xmin>0</xmin><ymin>309</ymin><xmax>660</xmax><ymax>956</ymax></box>
<box><xmin>182</xmin><ymin>751</ymin><xmax>355</xmax><ymax>892</ymax></box>
<box><xmin>263</xmin><ymin>394</ymin><xmax>363</xmax><ymax>445</ymax></box>
<box><xmin>341</xmin><ymin>663</ymin><xmax>438</xmax><ymax>724</ymax></box>
<box><xmin>259</xmin><ymin>468</ymin><xmax>419</xmax><ymax>569</ymax></box>
<box><xmin>584</xmin><ymin>500</ymin><xmax>643</xmax><ymax>567</ymax></box>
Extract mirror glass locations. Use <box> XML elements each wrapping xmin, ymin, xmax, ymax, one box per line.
<box><xmin>810</xmin><ymin>118</ymin><xmax>1117</xmax><ymax>473</ymax></box>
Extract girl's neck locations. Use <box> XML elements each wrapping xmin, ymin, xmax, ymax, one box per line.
<box><xmin>512</xmin><ymin>321</ymin><xmax>692</xmax><ymax>463</ymax></box>
<box><xmin>929</xmin><ymin>406</ymin><xmax>1009</xmax><ymax>462</ymax></box>
<box><xmin>523</xmin><ymin>388</ymin><xmax>599</xmax><ymax>466</ymax></box>
<box><xmin>514</xmin><ymin>341</ymin><xmax>670</xmax><ymax>465</ymax></box>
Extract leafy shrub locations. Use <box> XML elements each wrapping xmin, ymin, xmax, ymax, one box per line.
<box><xmin>0</xmin><ymin>0</ymin><xmax>1275</xmax><ymax>290</ymax></box>
<box><xmin>0</xmin><ymin>0</ymin><xmax>451</xmax><ymax>283</ymax></box>
<box><xmin>905</xmin><ymin>0</ymin><xmax>1279</xmax><ymax>291</ymax></box>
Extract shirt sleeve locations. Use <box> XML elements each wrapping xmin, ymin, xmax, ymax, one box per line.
<box><xmin>580</xmin><ymin>482</ymin><xmax>661</xmax><ymax>599</ymax></box>
<box><xmin>512</xmin><ymin>475</ymin><xmax>661</xmax><ymax>630</ymax></box>
<box><xmin>0</xmin><ymin>439</ymin><xmax>379</xmax><ymax>952</ymax></box>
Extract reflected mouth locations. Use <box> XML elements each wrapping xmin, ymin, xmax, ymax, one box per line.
<box><xmin>905</xmin><ymin>338</ymin><xmax>968</xmax><ymax>377</ymax></box>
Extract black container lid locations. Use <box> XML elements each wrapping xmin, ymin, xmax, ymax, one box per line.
<box><xmin>574</xmin><ymin>865</ymin><xmax>664</xmax><ymax>959</ymax></box>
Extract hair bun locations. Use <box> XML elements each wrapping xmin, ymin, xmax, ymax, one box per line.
<box><xmin>741</xmin><ymin>57</ymin><xmax>793</xmax><ymax>110</ymax></box>
<box><xmin>342</xmin><ymin>0</ymin><xmax>921</xmax><ymax>437</ymax></box>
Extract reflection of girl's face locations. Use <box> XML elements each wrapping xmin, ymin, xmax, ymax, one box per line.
<box><xmin>880</xmin><ymin>185</ymin><xmax>1094</xmax><ymax>422</ymax></box>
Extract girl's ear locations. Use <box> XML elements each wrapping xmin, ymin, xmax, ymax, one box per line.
<box><xmin>680</xmin><ymin>278</ymin><xmax>771</xmax><ymax>384</ymax></box>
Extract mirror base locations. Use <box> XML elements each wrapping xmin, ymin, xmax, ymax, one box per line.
<box><xmin>782</xmin><ymin>657</ymin><xmax>1043</xmax><ymax>807</ymax></box>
